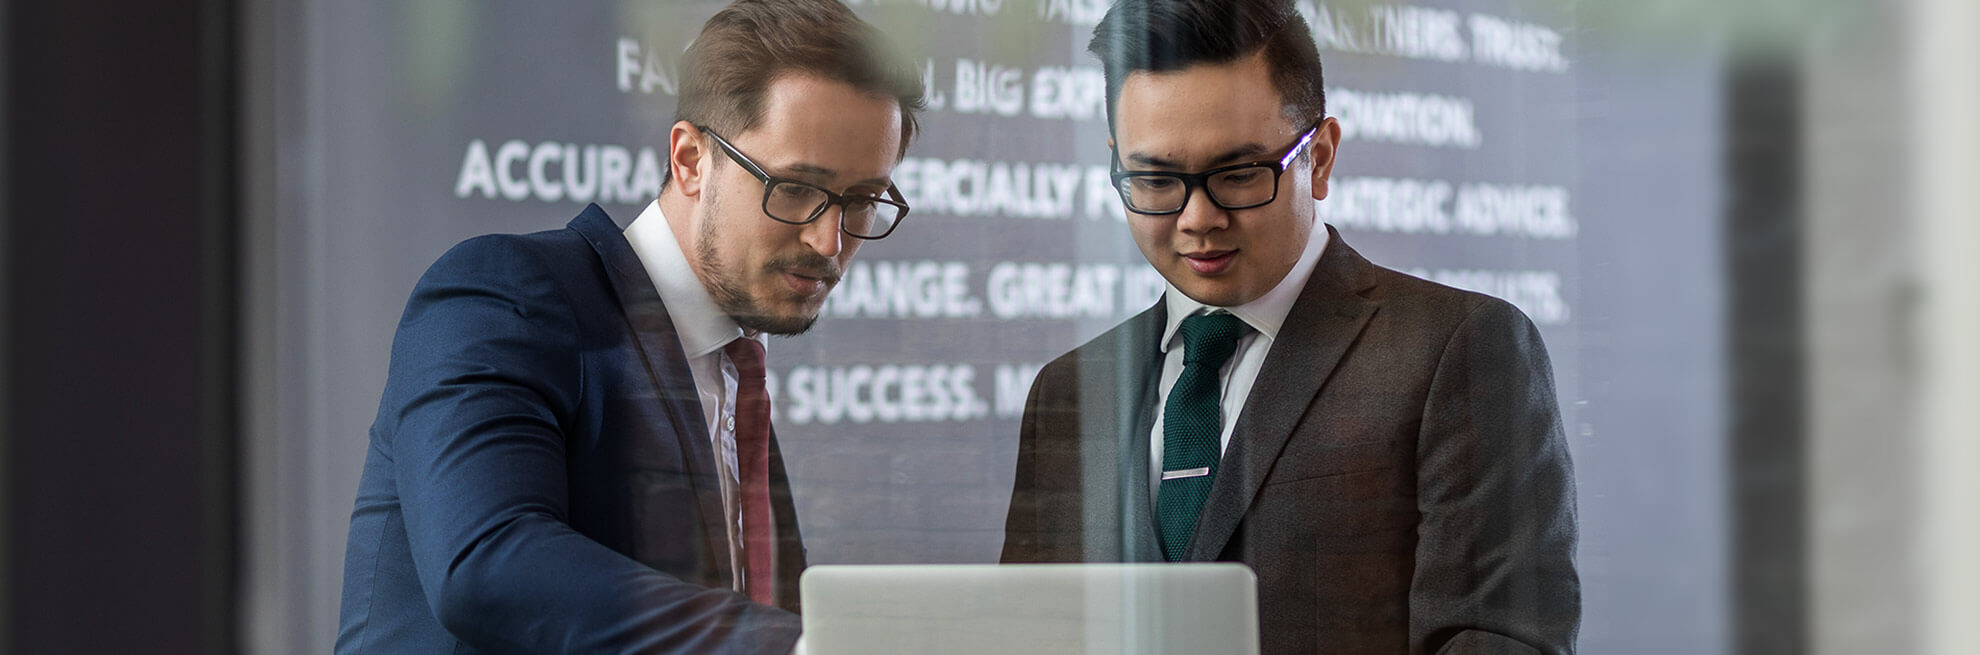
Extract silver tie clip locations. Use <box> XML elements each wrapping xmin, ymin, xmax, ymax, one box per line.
<box><xmin>1161</xmin><ymin>467</ymin><xmax>1211</xmax><ymax>481</ymax></box>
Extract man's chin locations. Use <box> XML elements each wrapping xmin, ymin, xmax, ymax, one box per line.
<box><xmin>1168</xmin><ymin>276</ymin><xmax>1253</xmax><ymax>308</ymax></box>
<box><xmin>739</xmin><ymin>313</ymin><xmax>819</xmax><ymax>336</ymax></box>
<box><xmin>735</xmin><ymin>298</ymin><xmax>824</xmax><ymax>336</ymax></box>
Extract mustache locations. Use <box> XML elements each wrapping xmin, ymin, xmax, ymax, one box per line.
<box><xmin>767</xmin><ymin>253</ymin><xmax>843</xmax><ymax>284</ymax></box>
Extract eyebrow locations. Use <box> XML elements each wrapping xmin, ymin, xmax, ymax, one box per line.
<box><xmin>1124</xmin><ymin>142</ymin><xmax>1273</xmax><ymax>170</ymax></box>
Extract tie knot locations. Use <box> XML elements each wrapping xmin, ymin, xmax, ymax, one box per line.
<box><xmin>1177</xmin><ymin>312</ymin><xmax>1247</xmax><ymax>366</ymax></box>
<box><xmin>724</xmin><ymin>337</ymin><xmax>767</xmax><ymax>380</ymax></box>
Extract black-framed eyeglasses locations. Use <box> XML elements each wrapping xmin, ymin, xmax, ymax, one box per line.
<box><xmin>1109</xmin><ymin>122</ymin><xmax>1321</xmax><ymax>216</ymax></box>
<box><xmin>696</xmin><ymin>125</ymin><xmax>910</xmax><ymax>240</ymax></box>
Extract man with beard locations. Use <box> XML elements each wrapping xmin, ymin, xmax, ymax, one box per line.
<box><xmin>335</xmin><ymin>1</ymin><xmax>923</xmax><ymax>652</ymax></box>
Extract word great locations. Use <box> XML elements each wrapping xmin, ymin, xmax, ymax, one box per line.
<box><xmin>822</xmin><ymin>260</ymin><xmax>1168</xmax><ymax>322</ymax></box>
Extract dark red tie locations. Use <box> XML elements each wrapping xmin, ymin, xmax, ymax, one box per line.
<box><xmin>723</xmin><ymin>338</ymin><xmax>778</xmax><ymax>606</ymax></box>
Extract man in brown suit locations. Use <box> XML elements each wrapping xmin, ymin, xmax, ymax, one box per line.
<box><xmin>999</xmin><ymin>1</ymin><xmax>1581</xmax><ymax>653</ymax></box>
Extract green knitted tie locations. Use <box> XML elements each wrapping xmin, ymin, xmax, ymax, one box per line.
<box><xmin>1157</xmin><ymin>312</ymin><xmax>1248</xmax><ymax>561</ymax></box>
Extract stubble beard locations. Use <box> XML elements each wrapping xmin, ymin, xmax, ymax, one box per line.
<box><xmin>694</xmin><ymin>184</ymin><xmax>835</xmax><ymax>336</ymax></box>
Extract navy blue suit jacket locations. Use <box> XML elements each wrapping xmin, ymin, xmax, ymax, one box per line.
<box><xmin>338</xmin><ymin>205</ymin><xmax>805</xmax><ymax>654</ymax></box>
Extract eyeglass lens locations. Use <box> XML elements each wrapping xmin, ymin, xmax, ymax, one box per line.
<box><xmin>1117</xmin><ymin>164</ymin><xmax>1280</xmax><ymax>214</ymax></box>
<box><xmin>763</xmin><ymin>181</ymin><xmax>902</xmax><ymax>238</ymax></box>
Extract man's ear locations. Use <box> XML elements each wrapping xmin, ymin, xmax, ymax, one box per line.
<box><xmin>1309</xmin><ymin>117</ymin><xmax>1342</xmax><ymax>201</ymax></box>
<box><xmin>668</xmin><ymin>121</ymin><xmax>708</xmax><ymax>198</ymax></box>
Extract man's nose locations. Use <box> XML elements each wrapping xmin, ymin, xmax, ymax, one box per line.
<box><xmin>1175</xmin><ymin>185</ymin><xmax>1229</xmax><ymax>235</ymax></box>
<box><xmin>799</xmin><ymin>204</ymin><xmax>844</xmax><ymax>258</ymax></box>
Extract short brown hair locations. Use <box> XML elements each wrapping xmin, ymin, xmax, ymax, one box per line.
<box><xmin>668</xmin><ymin>0</ymin><xmax>925</xmax><ymax>186</ymax></box>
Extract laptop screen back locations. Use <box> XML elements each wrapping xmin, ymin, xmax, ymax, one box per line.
<box><xmin>799</xmin><ymin>563</ymin><xmax>1259</xmax><ymax>655</ymax></box>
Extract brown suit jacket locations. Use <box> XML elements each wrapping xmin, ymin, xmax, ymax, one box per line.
<box><xmin>1001</xmin><ymin>227</ymin><xmax>1580</xmax><ymax>654</ymax></box>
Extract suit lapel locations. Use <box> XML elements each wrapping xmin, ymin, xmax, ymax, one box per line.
<box><xmin>567</xmin><ymin>204</ymin><xmax>735</xmax><ymax>584</ymax></box>
<box><xmin>1188</xmin><ymin>226</ymin><xmax>1379</xmax><ymax>560</ymax></box>
<box><xmin>1113</xmin><ymin>301</ymin><xmax>1167</xmax><ymax>563</ymax></box>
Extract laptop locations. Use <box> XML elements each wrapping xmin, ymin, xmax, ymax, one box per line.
<box><xmin>799</xmin><ymin>563</ymin><xmax>1259</xmax><ymax>655</ymax></box>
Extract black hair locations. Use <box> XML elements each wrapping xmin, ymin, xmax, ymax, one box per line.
<box><xmin>1088</xmin><ymin>0</ymin><xmax>1326</xmax><ymax>131</ymax></box>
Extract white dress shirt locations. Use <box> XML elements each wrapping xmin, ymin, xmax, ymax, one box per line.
<box><xmin>623</xmin><ymin>199</ymin><xmax>765</xmax><ymax>593</ymax></box>
<box><xmin>1149</xmin><ymin>224</ymin><xmax>1330</xmax><ymax>500</ymax></box>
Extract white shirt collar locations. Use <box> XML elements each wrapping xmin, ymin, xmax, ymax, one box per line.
<box><xmin>1159</xmin><ymin>223</ymin><xmax>1330</xmax><ymax>352</ymax></box>
<box><xmin>622</xmin><ymin>200</ymin><xmax>760</xmax><ymax>358</ymax></box>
